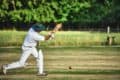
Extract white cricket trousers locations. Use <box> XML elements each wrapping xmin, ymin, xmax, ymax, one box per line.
<box><xmin>5</xmin><ymin>46</ymin><xmax>44</xmax><ymax>74</ymax></box>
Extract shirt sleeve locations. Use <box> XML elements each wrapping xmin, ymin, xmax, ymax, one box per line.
<box><xmin>33</xmin><ymin>33</ymin><xmax>45</xmax><ymax>41</ymax></box>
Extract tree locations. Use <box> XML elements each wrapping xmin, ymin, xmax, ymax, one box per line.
<box><xmin>0</xmin><ymin>0</ymin><xmax>120</xmax><ymax>29</ymax></box>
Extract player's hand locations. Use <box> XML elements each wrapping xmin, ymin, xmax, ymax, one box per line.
<box><xmin>51</xmin><ymin>33</ymin><xmax>55</xmax><ymax>38</ymax></box>
<box><xmin>49</xmin><ymin>33</ymin><xmax>55</xmax><ymax>40</ymax></box>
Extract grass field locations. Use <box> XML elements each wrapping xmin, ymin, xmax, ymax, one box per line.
<box><xmin>0</xmin><ymin>31</ymin><xmax>120</xmax><ymax>47</ymax></box>
<box><xmin>0</xmin><ymin>47</ymin><xmax>120</xmax><ymax>80</ymax></box>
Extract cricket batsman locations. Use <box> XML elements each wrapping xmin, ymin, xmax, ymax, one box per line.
<box><xmin>1</xmin><ymin>23</ymin><xmax>56</xmax><ymax>76</ymax></box>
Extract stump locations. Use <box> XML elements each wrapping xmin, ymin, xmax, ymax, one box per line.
<box><xmin>106</xmin><ymin>36</ymin><xmax>115</xmax><ymax>45</ymax></box>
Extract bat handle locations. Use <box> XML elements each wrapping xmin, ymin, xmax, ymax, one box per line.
<box><xmin>50</xmin><ymin>31</ymin><xmax>55</xmax><ymax>34</ymax></box>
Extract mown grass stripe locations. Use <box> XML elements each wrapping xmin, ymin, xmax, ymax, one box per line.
<box><xmin>6</xmin><ymin>69</ymin><xmax>120</xmax><ymax>75</ymax></box>
<box><xmin>49</xmin><ymin>70</ymin><xmax>120</xmax><ymax>74</ymax></box>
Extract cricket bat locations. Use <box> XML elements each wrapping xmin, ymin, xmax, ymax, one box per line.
<box><xmin>45</xmin><ymin>23</ymin><xmax>62</xmax><ymax>40</ymax></box>
<box><xmin>52</xmin><ymin>23</ymin><xmax>62</xmax><ymax>33</ymax></box>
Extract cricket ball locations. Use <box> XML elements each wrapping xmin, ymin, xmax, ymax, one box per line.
<box><xmin>69</xmin><ymin>66</ymin><xmax>72</xmax><ymax>69</ymax></box>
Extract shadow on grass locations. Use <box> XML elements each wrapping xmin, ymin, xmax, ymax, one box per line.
<box><xmin>0</xmin><ymin>47</ymin><xmax>21</xmax><ymax>54</ymax></box>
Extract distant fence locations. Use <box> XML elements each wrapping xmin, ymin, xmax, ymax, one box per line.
<box><xmin>0</xmin><ymin>22</ymin><xmax>120</xmax><ymax>32</ymax></box>
<box><xmin>62</xmin><ymin>26</ymin><xmax>120</xmax><ymax>33</ymax></box>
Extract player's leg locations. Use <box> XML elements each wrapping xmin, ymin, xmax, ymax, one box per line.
<box><xmin>2</xmin><ymin>49</ymin><xmax>31</xmax><ymax>74</ymax></box>
<box><xmin>31</xmin><ymin>48</ymin><xmax>47</xmax><ymax>76</ymax></box>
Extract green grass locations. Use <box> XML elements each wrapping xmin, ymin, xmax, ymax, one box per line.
<box><xmin>0</xmin><ymin>47</ymin><xmax>120</xmax><ymax>80</ymax></box>
<box><xmin>0</xmin><ymin>30</ymin><xmax>120</xmax><ymax>47</ymax></box>
<box><xmin>0</xmin><ymin>30</ymin><xmax>25</xmax><ymax>46</ymax></box>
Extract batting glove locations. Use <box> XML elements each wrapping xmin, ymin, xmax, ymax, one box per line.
<box><xmin>49</xmin><ymin>33</ymin><xmax>55</xmax><ymax>40</ymax></box>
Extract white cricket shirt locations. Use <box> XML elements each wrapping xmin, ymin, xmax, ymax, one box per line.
<box><xmin>22</xmin><ymin>28</ymin><xmax>45</xmax><ymax>47</ymax></box>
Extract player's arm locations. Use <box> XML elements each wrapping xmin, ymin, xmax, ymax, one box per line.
<box><xmin>35</xmin><ymin>23</ymin><xmax>62</xmax><ymax>41</ymax></box>
<box><xmin>45</xmin><ymin>23</ymin><xmax>62</xmax><ymax>40</ymax></box>
<box><xmin>33</xmin><ymin>31</ymin><xmax>54</xmax><ymax>41</ymax></box>
<box><xmin>44</xmin><ymin>31</ymin><xmax>54</xmax><ymax>40</ymax></box>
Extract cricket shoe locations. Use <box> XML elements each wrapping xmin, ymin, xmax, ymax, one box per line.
<box><xmin>1</xmin><ymin>65</ymin><xmax>7</xmax><ymax>75</ymax></box>
<box><xmin>37</xmin><ymin>72</ymin><xmax>48</xmax><ymax>76</ymax></box>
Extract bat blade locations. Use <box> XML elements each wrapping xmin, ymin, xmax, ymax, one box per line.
<box><xmin>53</xmin><ymin>23</ymin><xmax>62</xmax><ymax>33</ymax></box>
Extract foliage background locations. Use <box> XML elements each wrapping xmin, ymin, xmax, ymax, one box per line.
<box><xmin>0</xmin><ymin>0</ymin><xmax>120</xmax><ymax>30</ymax></box>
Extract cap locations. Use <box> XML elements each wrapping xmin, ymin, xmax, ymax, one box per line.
<box><xmin>32</xmin><ymin>23</ymin><xmax>45</xmax><ymax>31</ymax></box>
